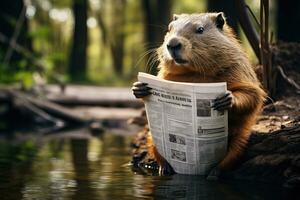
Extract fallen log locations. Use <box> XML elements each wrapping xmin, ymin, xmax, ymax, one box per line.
<box><xmin>8</xmin><ymin>89</ymin><xmax>91</xmax><ymax>125</ymax></box>
<box><xmin>45</xmin><ymin>85</ymin><xmax>143</xmax><ymax>108</ymax></box>
<box><xmin>0</xmin><ymin>88</ymin><xmax>92</xmax><ymax>133</ymax></box>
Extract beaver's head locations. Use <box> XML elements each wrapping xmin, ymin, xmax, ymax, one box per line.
<box><xmin>158</xmin><ymin>12</ymin><xmax>237</xmax><ymax>75</ymax></box>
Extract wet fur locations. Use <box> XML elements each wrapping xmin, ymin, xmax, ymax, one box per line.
<box><xmin>148</xmin><ymin>13</ymin><xmax>266</xmax><ymax>171</ymax></box>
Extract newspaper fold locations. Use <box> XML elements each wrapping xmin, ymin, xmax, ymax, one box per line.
<box><xmin>138</xmin><ymin>72</ymin><xmax>228</xmax><ymax>175</ymax></box>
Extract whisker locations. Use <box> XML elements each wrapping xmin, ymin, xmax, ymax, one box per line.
<box><xmin>141</xmin><ymin>42</ymin><xmax>162</xmax><ymax>49</ymax></box>
<box><xmin>192</xmin><ymin>52</ymin><xmax>206</xmax><ymax>79</ymax></box>
<box><xmin>146</xmin><ymin>24</ymin><xmax>168</xmax><ymax>30</ymax></box>
<box><xmin>134</xmin><ymin>48</ymin><xmax>157</xmax><ymax>69</ymax></box>
<box><xmin>147</xmin><ymin>53</ymin><xmax>159</xmax><ymax>73</ymax></box>
<box><xmin>146</xmin><ymin>53</ymin><xmax>155</xmax><ymax>72</ymax></box>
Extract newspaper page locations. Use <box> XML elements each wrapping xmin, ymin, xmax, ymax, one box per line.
<box><xmin>138</xmin><ymin>72</ymin><xmax>228</xmax><ymax>175</ymax></box>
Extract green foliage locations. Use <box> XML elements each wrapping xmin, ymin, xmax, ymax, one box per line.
<box><xmin>50</xmin><ymin>0</ymin><xmax>72</xmax><ymax>8</ymax></box>
<box><xmin>29</xmin><ymin>25</ymin><xmax>51</xmax><ymax>40</ymax></box>
<box><xmin>0</xmin><ymin>0</ymin><xmax>276</xmax><ymax>86</ymax></box>
<box><xmin>15</xmin><ymin>71</ymin><xmax>34</xmax><ymax>88</ymax></box>
<box><xmin>0</xmin><ymin>54</ymin><xmax>34</xmax><ymax>88</ymax></box>
<box><xmin>173</xmin><ymin>0</ymin><xmax>207</xmax><ymax>13</ymax></box>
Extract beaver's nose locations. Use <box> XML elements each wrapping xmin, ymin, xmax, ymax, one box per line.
<box><xmin>167</xmin><ymin>38</ymin><xmax>182</xmax><ymax>51</ymax></box>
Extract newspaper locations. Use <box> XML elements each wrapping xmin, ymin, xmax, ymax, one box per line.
<box><xmin>138</xmin><ymin>72</ymin><xmax>228</xmax><ymax>175</ymax></box>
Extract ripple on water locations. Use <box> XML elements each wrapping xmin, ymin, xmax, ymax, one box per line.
<box><xmin>0</xmin><ymin>132</ymin><xmax>285</xmax><ymax>200</ymax></box>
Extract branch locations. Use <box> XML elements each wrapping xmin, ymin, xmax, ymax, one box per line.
<box><xmin>234</xmin><ymin>0</ymin><xmax>260</xmax><ymax>62</ymax></box>
<box><xmin>0</xmin><ymin>32</ymin><xmax>32</xmax><ymax>59</ymax></box>
<box><xmin>277</xmin><ymin>65</ymin><xmax>300</xmax><ymax>93</ymax></box>
<box><xmin>246</xmin><ymin>5</ymin><xmax>260</xmax><ymax>28</ymax></box>
<box><xmin>3</xmin><ymin>4</ymin><xmax>27</xmax><ymax>66</ymax></box>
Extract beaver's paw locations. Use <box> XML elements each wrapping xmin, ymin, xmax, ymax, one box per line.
<box><xmin>206</xmin><ymin>166</ymin><xmax>221</xmax><ymax>181</ymax></box>
<box><xmin>132</xmin><ymin>82</ymin><xmax>152</xmax><ymax>99</ymax></box>
<box><xmin>158</xmin><ymin>160</ymin><xmax>176</xmax><ymax>176</ymax></box>
<box><xmin>212</xmin><ymin>91</ymin><xmax>235</xmax><ymax>111</ymax></box>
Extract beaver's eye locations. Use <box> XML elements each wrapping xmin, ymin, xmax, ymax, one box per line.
<box><xmin>196</xmin><ymin>27</ymin><xmax>204</xmax><ymax>34</ymax></box>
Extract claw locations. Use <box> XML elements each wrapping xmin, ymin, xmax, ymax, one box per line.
<box><xmin>159</xmin><ymin>161</ymin><xmax>175</xmax><ymax>176</ymax></box>
<box><xmin>132</xmin><ymin>81</ymin><xmax>152</xmax><ymax>98</ymax></box>
<box><xmin>133</xmin><ymin>82</ymin><xmax>148</xmax><ymax>87</ymax></box>
<box><xmin>213</xmin><ymin>101</ymin><xmax>231</xmax><ymax>111</ymax></box>
<box><xmin>134</xmin><ymin>92</ymin><xmax>152</xmax><ymax>99</ymax></box>
<box><xmin>132</xmin><ymin>86</ymin><xmax>151</xmax><ymax>92</ymax></box>
<box><xmin>212</xmin><ymin>91</ymin><xmax>234</xmax><ymax>111</ymax></box>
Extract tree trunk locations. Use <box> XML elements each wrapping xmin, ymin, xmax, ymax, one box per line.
<box><xmin>69</xmin><ymin>0</ymin><xmax>88</xmax><ymax>82</ymax></box>
<box><xmin>234</xmin><ymin>0</ymin><xmax>260</xmax><ymax>62</ymax></box>
<box><xmin>277</xmin><ymin>0</ymin><xmax>300</xmax><ymax>42</ymax></box>
<box><xmin>142</xmin><ymin>0</ymin><xmax>172</xmax><ymax>75</ymax></box>
<box><xmin>207</xmin><ymin>0</ymin><xmax>239</xmax><ymax>35</ymax></box>
<box><xmin>156</xmin><ymin>0</ymin><xmax>172</xmax><ymax>42</ymax></box>
<box><xmin>110</xmin><ymin>0</ymin><xmax>126</xmax><ymax>75</ymax></box>
<box><xmin>0</xmin><ymin>0</ymin><xmax>31</xmax><ymax>66</ymax></box>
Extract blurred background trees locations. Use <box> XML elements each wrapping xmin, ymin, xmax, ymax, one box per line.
<box><xmin>110</xmin><ymin>0</ymin><xmax>126</xmax><ymax>75</ymax></box>
<box><xmin>69</xmin><ymin>0</ymin><xmax>88</xmax><ymax>81</ymax></box>
<box><xmin>0</xmin><ymin>0</ymin><xmax>32</xmax><ymax>84</ymax></box>
<box><xmin>142</xmin><ymin>0</ymin><xmax>172</xmax><ymax>74</ymax></box>
<box><xmin>207</xmin><ymin>0</ymin><xmax>239</xmax><ymax>34</ymax></box>
<box><xmin>0</xmin><ymin>0</ymin><xmax>299</xmax><ymax>86</ymax></box>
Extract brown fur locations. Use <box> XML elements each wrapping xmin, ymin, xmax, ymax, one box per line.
<box><xmin>148</xmin><ymin>13</ymin><xmax>267</xmax><ymax>171</ymax></box>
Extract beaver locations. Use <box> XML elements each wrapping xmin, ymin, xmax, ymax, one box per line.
<box><xmin>132</xmin><ymin>12</ymin><xmax>266</xmax><ymax>179</ymax></box>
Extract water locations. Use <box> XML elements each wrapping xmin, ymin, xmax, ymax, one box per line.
<box><xmin>0</xmin><ymin>129</ymin><xmax>285</xmax><ymax>200</ymax></box>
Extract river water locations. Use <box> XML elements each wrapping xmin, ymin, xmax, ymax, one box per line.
<box><xmin>0</xmin><ymin>129</ymin><xmax>284</xmax><ymax>200</ymax></box>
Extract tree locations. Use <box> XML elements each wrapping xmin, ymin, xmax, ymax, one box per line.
<box><xmin>110</xmin><ymin>0</ymin><xmax>126</xmax><ymax>75</ymax></box>
<box><xmin>69</xmin><ymin>0</ymin><xmax>88</xmax><ymax>81</ymax></box>
<box><xmin>95</xmin><ymin>0</ymin><xmax>126</xmax><ymax>76</ymax></box>
<box><xmin>142</xmin><ymin>0</ymin><xmax>172</xmax><ymax>75</ymax></box>
<box><xmin>277</xmin><ymin>0</ymin><xmax>300</xmax><ymax>42</ymax></box>
<box><xmin>0</xmin><ymin>0</ymin><xmax>31</xmax><ymax>66</ymax></box>
<box><xmin>207</xmin><ymin>0</ymin><xmax>239</xmax><ymax>35</ymax></box>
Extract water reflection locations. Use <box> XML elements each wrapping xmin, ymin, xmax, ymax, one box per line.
<box><xmin>133</xmin><ymin>173</ymin><xmax>285</xmax><ymax>200</ymax></box>
<box><xmin>0</xmin><ymin>138</ymin><xmax>37</xmax><ymax>199</ymax></box>
<box><xmin>155</xmin><ymin>175</ymin><xmax>230</xmax><ymax>199</ymax></box>
<box><xmin>0</xmin><ymin>130</ymin><xmax>286</xmax><ymax>200</ymax></box>
<box><xmin>70</xmin><ymin>139</ymin><xmax>98</xmax><ymax>200</ymax></box>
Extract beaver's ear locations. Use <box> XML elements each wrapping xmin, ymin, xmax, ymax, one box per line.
<box><xmin>173</xmin><ymin>14</ymin><xmax>179</xmax><ymax>21</ymax></box>
<box><xmin>215</xmin><ymin>12</ymin><xmax>225</xmax><ymax>29</ymax></box>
